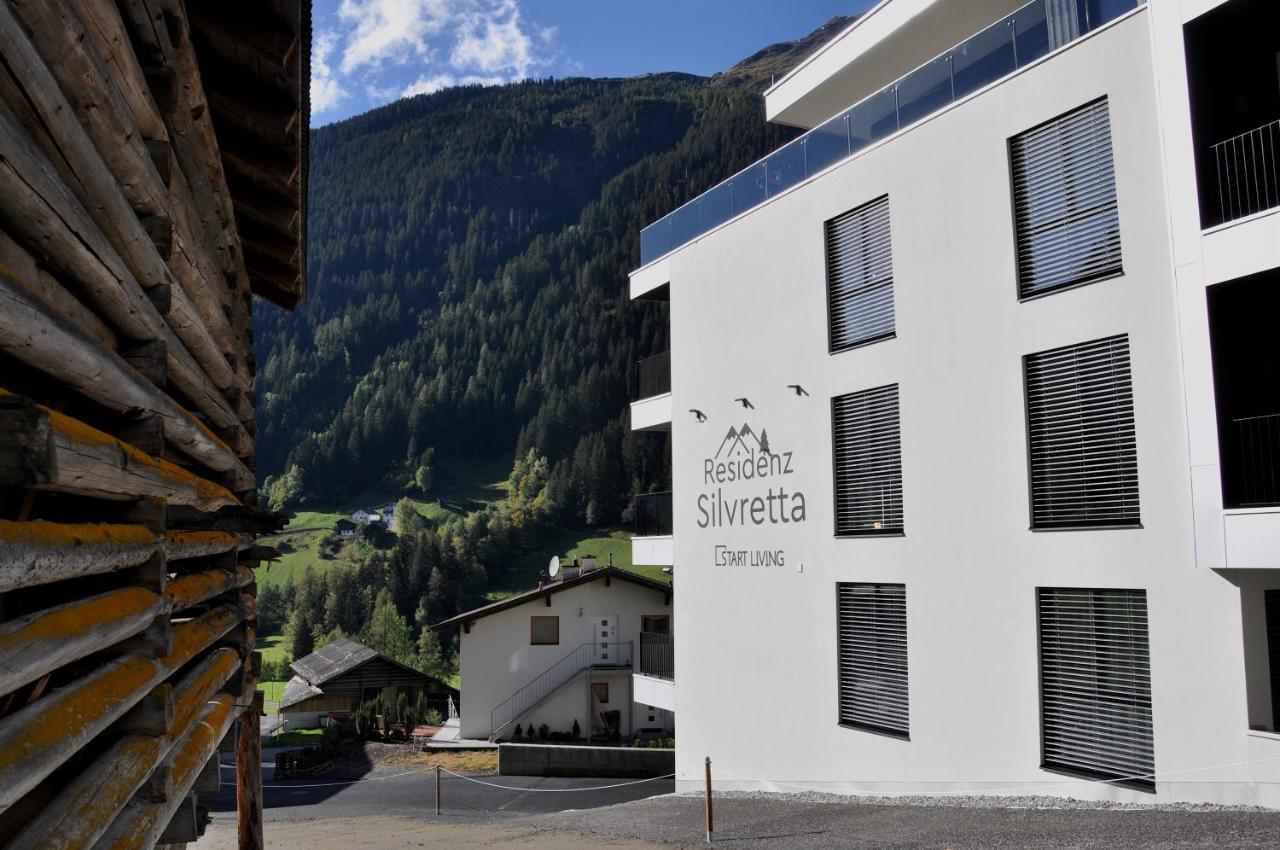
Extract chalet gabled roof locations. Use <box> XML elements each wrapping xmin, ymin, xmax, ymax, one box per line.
<box><xmin>289</xmin><ymin>637</ymin><xmax>379</xmax><ymax>685</ymax></box>
<box><xmin>430</xmin><ymin>566</ymin><xmax>671</xmax><ymax>632</ymax></box>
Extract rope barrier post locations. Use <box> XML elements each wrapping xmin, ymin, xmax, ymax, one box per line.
<box><xmin>704</xmin><ymin>756</ymin><xmax>714</xmax><ymax>845</ymax></box>
<box><xmin>435</xmin><ymin>765</ymin><xmax>441</xmax><ymax>816</ymax></box>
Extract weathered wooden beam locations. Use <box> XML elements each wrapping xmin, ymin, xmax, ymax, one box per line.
<box><xmin>163</xmin><ymin>530</ymin><xmax>238</xmax><ymax>562</ymax></box>
<box><xmin>0</xmin><ymin>275</ymin><xmax>253</xmax><ymax>483</ymax></box>
<box><xmin>166</xmin><ymin>505</ymin><xmax>289</xmax><ymax>534</ymax></box>
<box><xmin>67</xmin><ymin>0</ymin><xmax>169</xmax><ymax>143</ymax></box>
<box><xmin>237</xmin><ymin>688</ymin><xmax>264</xmax><ymax>850</ymax></box>
<box><xmin>156</xmin><ymin>794</ymin><xmax>199</xmax><ymax>842</ymax></box>
<box><xmin>93</xmin><ymin>693</ymin><xmax>238</xmax><ymax>850</ymax></box>
<box><xmin>73</xmin><ymin>0</ymin><xmax>255</xmax><ymax>355</ymax></box>
<box><xmin>0</xmin><ymin>232</ymin><xmax>117</xmax><ymax>352</ymax></box>
<box><xmin>114</xmin><ymin>683</ymin><xmax>174</xmax><ymax>736</ymax></box>
<box><xmin>0</xmin><ymin>3</ymin><xmax>251</xmax><ymax>400</ymax></box>
<box><xmin>0</xmin><ymin>394</ymin><xmax>53</xmax><ymax>487</ymax></box>
<box><xmin>0</xmin><ymin>520</ymin><xmax>159</xmax><ymax>593</ymax></box>
<box><xmin>118</xmin><ymin>0</ymin><xmax>251</xmax><ymax>289</ymax></box>
<box><xmin>0</xmin><ymin>390</ymin><xmax>238</xmax><ymax>510</ymax></box>
<box><xmin>5</xmin><ymin>648</ymin><xmax>241</xmax><ymax>850</ymax></box>
<box><xmin>0</xmin><ymin>99</ymin><xmax>246</xmax><ymax>435</ymax></box>
<box><xmin>0</xmin><ymin>585</ymin><xmax>163</xmax><ymax>697</ymax></box>
<box><xmin>0</xmin><ymin>602</ymin><xmax>245</xmax><ymax>810</ymax></box>
<box><xmin>237</xmin><ymin>545</ymin><xmax>279</xmax><ymax>565</ymax></box>
<box><xmin>165</xmin><ymin>565</ymin><xmax>253</xmax><ymax>614</ymax></box>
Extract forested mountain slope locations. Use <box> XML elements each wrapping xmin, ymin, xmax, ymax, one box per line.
<box><xmin>257</xmin><ymin>19</ymin><xmax>852</xmax><ymax>529</ymax></box>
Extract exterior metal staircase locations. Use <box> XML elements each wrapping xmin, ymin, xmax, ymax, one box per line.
<box><xmin>488</xmin><ymin>640</ymin><xmax>632</xmax><ymax>741</ymax></box>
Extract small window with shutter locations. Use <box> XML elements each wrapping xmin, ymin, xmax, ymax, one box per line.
<box><xmin>837</xmin><ymin>582</ymin><xmax>909</xmax><ymax>738</ymax></box>
<box><xmin>1025</xmin><ymin>334</ymin><xmax>1139</xmax><ymax>529</ymax></box>
<box><xmin>832</xmin><ymin>384</ymin><xmax>903</xmax><ymax>535</ymax></box>
<box><xmin>1010</xmin><ymin>97</ymin><xmax>1121</xmax><ymax>298</ymax></box>
<box><xmin>1037</xmin><ymin>587</ymin><xmax>1153</xmax><ymax>787</ymax></box>
<box><xmin>826</xmin><ymin>195</ymin><xmax>894</xmax><ymax>352</ymax></box>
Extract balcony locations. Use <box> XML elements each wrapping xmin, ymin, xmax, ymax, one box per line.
<box><xmin>634</xmin><ymin>631</ymin><xmax>675</xmax><ymax>713</ymax></box>
<box><xmin>639</xmin><ymin>631</ymin><xmax>674</xmax><ymax>680</ymax></box>
<box><xmin>632</xmin><ymin>491</ymin><xmax>674</xmax><ymax>566</ymax></box>
<box><xmin>1209</xmin><ymin>269</ymin><xmax>1280</xmax><ymax>568</ymax></box>
<box><xmin>1204</xmin><ymin>120</ymin><xmax>1280</xmax><ymax>229</ymax></box>
<box><xmin>638</xmin><ymin>0</ymin><xmax>1146</xmax><ymax>266</ymax></box>
<box><xmin>1186</xmin><ymin>0</ymin><xmax>1280</xmax><ymax>230</ymax></box>
<box><xmin>631</xmin><ymin>351</ymin><xmax>672</xmax><ymax>432</ymax></box>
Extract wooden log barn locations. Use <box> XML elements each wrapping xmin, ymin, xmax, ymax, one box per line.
<box><xmin>0</xmin><ymin>0</ymin><xmax>309</xmax><ymax>847</ymax></box>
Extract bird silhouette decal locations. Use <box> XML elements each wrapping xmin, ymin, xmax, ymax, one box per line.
<box><xmin>734</xmin><ymin>397</ymin><xmax>754</xmax><ymax>409</ymax></box>
<box><xmin>689</xmin><ymin>409</ymin><xmax>707</xmax><ymax>422</ymax></box>
<box><xmin>787</xmin><ymin>384</ymin><xmax>809</xmax><ymax>397</ymax></box>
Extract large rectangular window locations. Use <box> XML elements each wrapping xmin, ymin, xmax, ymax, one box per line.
<box><xmin>1010</xmin><ymin>98</ymin><xmax>1121</xmax><ymax>298</ymax></box>
<box><xmin>1025</xmin><ymin>334</ymin><xmax>1139</xmax><ymax>529</ymax></box>
<box><xmin>826</xmin><ymin>195</ymin><xmax>894</xmax><ymax>352</ymax></box>
<box><xmin>1037</xmin><ymin>587</ymin><xmax>1154</xmax><ymax>787</ymax></box>
<box><xmin>832</xmin><ymin>384</ymin><xmax>903</xmax><ymax>535</ymax></box>
<box><xmin>837</xmin><ymin>583</ymin><xmax>909</xmax><ymax>738</ymax></box>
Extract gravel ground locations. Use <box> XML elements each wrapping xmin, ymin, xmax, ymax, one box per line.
<box><xmin>526</xmin><ymin>792</ymin><xmax>1280</xmax><ymax>848</ymax></box>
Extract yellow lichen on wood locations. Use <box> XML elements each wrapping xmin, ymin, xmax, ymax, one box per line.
<box><xmin>0</xmin><ymin>656</ymin><xmax>157</xmax><ymax>776</ymax></box>
<box><xmin>0</xmin><ymin>520</ymin><xmax>156</xmax><ymax>548</ymax></box>
<box><xmin>166</xmin><ymin>568</ymin><xmax>249</xmax><ymax>612</ymax></box>
<box><xmin>0</xmin><ymin>587</ymin><xmax>158</xmax><ymax>645</ymax></box>
<box><xmin>0</xmin><ymin>388</ymin><xmax>239</xmax><ymax>508</ymax></box>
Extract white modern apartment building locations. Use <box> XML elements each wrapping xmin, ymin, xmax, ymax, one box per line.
<box><xmin>627</xmin><ymin>0</ymin><xmax>1280</xmax><ymax>805</ymax></box>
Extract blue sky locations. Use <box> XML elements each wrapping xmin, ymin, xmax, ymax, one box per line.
<box><xmin>311</xmin><ymin>0</ymin><xmax>873</xmax><ymax>126</ymax></box>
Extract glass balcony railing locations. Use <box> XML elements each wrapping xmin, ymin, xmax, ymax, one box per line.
<box><xmin>638</xmin><ymin>0</ymin><xmax>1146</xmax><ymax>266</ymax></box>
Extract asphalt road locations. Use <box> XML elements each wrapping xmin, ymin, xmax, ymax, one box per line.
<box><xmin>204</xmin><ymin>755</ymin><xmax>1280</xmax><ymax>848</ymax></box>
<box><xmin>203</xmin><ymin>757</ymin><xmax>674</xmax><ymax>821</ymax></box>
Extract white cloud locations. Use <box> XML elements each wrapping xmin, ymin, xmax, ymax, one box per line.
<box><xmin>311</xmin><ymin>0</ymin><xmax>560</xmax><ymax>121</ymax></box>
<box><xmin>310</xmin><ymin>29</ymin><xmax>346</xmax><ymax>114</ymax></box>
<box><xmin>450</xmin><ymin>0</ymin><xmax>537</xmax><ymax>77</ymax></box>
<box><xmin>337</xmin><ymin>0</ymin><xmax>449</xmax><ymax>75</ymax></box>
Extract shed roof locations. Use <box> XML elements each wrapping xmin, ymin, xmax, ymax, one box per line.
<box><xmin>431</xmin><ymin>566</ymin><xmax>671</xmax><ymax>632</ymax></box>
<box><xmin>289</xmin><ymin>637</ymin><xmax>380</xmax><ymax>685</ymax></box>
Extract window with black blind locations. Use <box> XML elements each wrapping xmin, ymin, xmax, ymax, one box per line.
<box><xmin>837</xmin><ymin>582</ymin><xmax>909</xmax><ymax>738</ymax></box>
<box><xmin>1025</xmin><ymin>334</ymin><xmax>1139</xmax><ymax>529</ymax></box>
<box><xmin>826</xmin><ymin>195</ymin><xmax>894</xmax><ymax>352</ymax></box>
<box><xmin>832</xmin><ymin>384</ymin><xmax>903</xmax><ymax>535</ymax></box>
<box><xmin>1037</xmin><ymin>587</ymin><xmax>1154</xmax><ymax>786</ymax></box>
<box><xmin>1010</xmin><ymin>97</ymin><xmax>1121</xmax><ymax>298</ymax></box>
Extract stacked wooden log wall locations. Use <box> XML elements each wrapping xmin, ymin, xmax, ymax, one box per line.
<box><xmin>0</xmin><ymin>1</ymin><xmax>307</xmax><ymax>847</ymax></box>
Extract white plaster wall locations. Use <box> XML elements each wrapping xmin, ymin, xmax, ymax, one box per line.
<box><xmin>659</xmin><ymin>10</ymin><xmax>1258</xmax><ymax>803</ymax></box>
<box><xmin>631</xmin><ymin>393</ymin><xmax>673</xmax><ymax>431</ymax></box>
<box><xmin>456</xmin><ymin>578</ymin><xmax>672</xmax><ymax>739</ymax></box>
<box><xmin>632</xmin><ymin>535</ymin><xmax>674</xmax><ymax>566</ymax></box>
<box><xmin>513</xmin><ymin>669</ymin><xmax>633</xmax><ymax>740</ymax></box>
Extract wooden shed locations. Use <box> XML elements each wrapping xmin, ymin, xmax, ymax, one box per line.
<box><xmin>0</xmin><ymin>1</ymin><xmax>309</xmax><ymax>848</ymax></box>
<box><xmin>280</xmin><ymin>638</ymin><xmax>459</xmax><ymax>729</ymax></box>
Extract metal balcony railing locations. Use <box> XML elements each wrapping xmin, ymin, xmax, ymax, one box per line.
<box><xmin>1208</xmin><ymin>119</ymin><xmax>1280</xmax><ymax>228</ymax></box>
<box><xmin>489</xmin><ymin>641</ymin><xmax>633</xmax><ymax>740</ymax></box>
<box><xmin>1233</xmin><ymin>413</ymin><xmax>1280</xmax><ymax>507</ymax></box>
<box><xmin>639</xmin><ymin>631</ymin><xmax>674</xmax><ymax>680</ymax></box>
<box><xmin>638</xmin><ymin>0</ymin><xmax>1146</xmax><ymax>266</ymax></box>
<box><xmin>634</xmin><ymin>491</ymin><xmax>673</xmax><ymax>537</ymax></box>
<box><xmin>634</xmin><ymin>351</ymin><xmax>671</xmax><ymax>401</ymax></box>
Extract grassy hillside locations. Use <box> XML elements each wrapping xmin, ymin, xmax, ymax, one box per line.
<box><xmin>256</xmin><ymin>455</ymin><xmax>514</xmax><ymax>590</ymax></box>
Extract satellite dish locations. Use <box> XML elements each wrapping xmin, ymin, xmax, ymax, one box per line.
<box><xmin>548</xmin><ymin>556</ymin><xmax>560</xmax><ymax>578</ymax></box>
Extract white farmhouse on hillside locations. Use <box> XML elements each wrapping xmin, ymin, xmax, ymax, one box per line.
<box><xmin>432</xmin><ymin>564</ymin><xmax>674</xmax><ymax>742</ymax></box>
